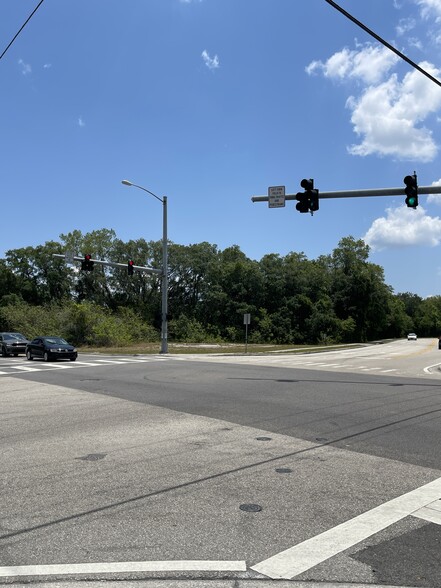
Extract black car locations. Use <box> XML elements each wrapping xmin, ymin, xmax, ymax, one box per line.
<box><xmin>0</xmin><ymin>332</ymin><xmax>30</xmax><ymax>357</ymax></box>
<box><xmin>26</xmin><ymin>336</ymin><xmax>78</xmax><ymax>362</ymax></box>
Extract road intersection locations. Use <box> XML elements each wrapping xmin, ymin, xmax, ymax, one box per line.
<box><xmin>1</xmin><ymin>340</ymin><xmax>441</xmax><ymax>587</ymax></box>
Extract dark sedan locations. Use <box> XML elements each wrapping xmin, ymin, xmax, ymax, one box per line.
<box><xmin>0</xmin><ymin>332</ymin><xmax>30</xmax><ymax>357</ymax></box>
<box><xmin>26</xmin><ymin>337</ymin><xmax>78</xmax><ymax>362</ymax></box>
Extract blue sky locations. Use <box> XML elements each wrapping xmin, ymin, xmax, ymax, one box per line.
<box><xmin>2</xmin><ymin>0</ymin><xmax>441</xmax><ymax>297</ymax></box>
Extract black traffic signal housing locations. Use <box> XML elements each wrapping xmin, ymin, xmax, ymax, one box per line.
<box><xmin>81</xmin><ymin>254</ymin><xmax>94</xmax><ymax>272</ymax></box>
<box><xmin>296</xmin><ymin>178</ymin><xmax>319</xmax><ymax>213</ymax></box>
<box><xmin>404</xmin><ymin>173</ymin><xmax>418</xmax><ymax>208</ymax></box>
<box><xmin>296</xmin><ymin>192</ymin><xmax>309</xmax><ymax>213</ymax></box>
<box><xmin>128</xmin><ymin>260</ymin><xmax>135</xmax><ymax>276</ymax></box>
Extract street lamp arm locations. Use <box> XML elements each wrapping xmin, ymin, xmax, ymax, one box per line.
<box><xmin>121</xmin><ymin>180</ymin><xmax>164</xmax><ymax>203</ymax></box>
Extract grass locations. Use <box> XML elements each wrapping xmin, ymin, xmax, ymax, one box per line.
<box><xmin>78</xmin><ymin>342</ymin><xmax>365</xmax><ymax>356</ymax></box>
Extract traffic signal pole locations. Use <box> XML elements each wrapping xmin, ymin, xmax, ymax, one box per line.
<box><xmin>251</xmin><ymin>186</ymin><xmax>441</xmax><ymax>202</ymax></box>
<box><xmin>252</xmin><ymin>184</ymin><xmax>441</xmax><ymax>204</ymax></box>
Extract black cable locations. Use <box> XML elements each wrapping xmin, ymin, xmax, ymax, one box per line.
<box><xmin>0</xmin><ymin>0</ymin><xmax>45</xmax><ymax>62</ymax></box>
<box><xmin>324</xmin><ymin>0</ymin><xmax>441</xmax><ymax>88</ymax></box>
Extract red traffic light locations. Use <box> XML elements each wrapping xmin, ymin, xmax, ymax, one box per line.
<box><xmin>128</xmin><ymin>260</ymin><xmax>135</xmax><ymax>275</ymax></box>
<box><xmin>81</xmin><ymin>254</ymin><xmax>94</xmax><ymax>271</ymax></box>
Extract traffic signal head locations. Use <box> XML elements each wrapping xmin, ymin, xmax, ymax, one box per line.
<box><xmin>81</xmin><ymin>254</ymin><xmax>94</xmax><ymax>271</ymax></box>
<box><xmin>300</xmin><ymin>178</ymin><xmax>314</xmax><ymax>191</ymax></box>
<box><xmin>128</xmin><ymin>260</ymin><xmax>135</xmax><ymax>276</ymax></box>
<box><xmin>297</xmin><ymin>178</ymin><xmax>319</xmax><ymax>213</ymax></box>
<box><xmin>404</xmin><ymin>174</ymin><xmax>418</xmax><ymax>208</ymax></box>
<box><xmin>309</xmin><ymin>188</ymin><xmax>319</xmax><ymax>212</ymax></box>
<box><xmin>296</xmin><ymin>192</ymin><xmax>309</xmax><ymax>213</ymax></box>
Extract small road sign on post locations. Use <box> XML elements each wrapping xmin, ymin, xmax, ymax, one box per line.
<box><xmin>268</xmin><ymin>186</ymin><xmax>286</xmax><ymax>208</ymax></box>
<box><xmin>244</xmin><ymin>313</ymin><xmax>251</xmax><ymax>353</ymax></box>
<box><xmin>65</xmin><ymin>250</ymin><xmax>75</xmax><ymax>265</ymax></box>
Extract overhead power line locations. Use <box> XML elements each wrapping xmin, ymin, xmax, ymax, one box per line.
<box><xmin>324</xmin><ymin>0</ymin><xmax>441</xmax><ymax>88</ymax></box>
<box><xmin>0</xmin><ymin>0</ymin><xmax>45</xmax><ymax>62</ymax></box>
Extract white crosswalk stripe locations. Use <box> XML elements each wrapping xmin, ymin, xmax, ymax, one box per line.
<box><xmin>0</xmin><ymin>356</ymin><xmax>173</xmax><ymax>376</ymax></box>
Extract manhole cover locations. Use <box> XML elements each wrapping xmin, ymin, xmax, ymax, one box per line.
<box><xmin>239</xmin><ymin>504</ymin><xmax>262</xmax><ymax>512</ymax></box>
<box><xmin>76</xmin><ymin>453</ymin><xmax>107</xmax><ymax>461</ymax></box>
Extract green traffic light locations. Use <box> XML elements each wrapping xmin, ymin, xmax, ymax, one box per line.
<box><xmin>404</xmin><ymin>173</ymin><xmax>418</xmax><ymax>208</ymax></box>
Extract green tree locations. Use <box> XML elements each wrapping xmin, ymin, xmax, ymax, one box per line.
<box><xmin>327</xmin><ymin>237</ymin><xmax>390</xmax><ymax>341</ymax></box>
<box><xmin>415</xmin><ymin>296</ymin><xmax>441</xmax><ymax>336</ymax></box>
<box><xmin>4</xmin><ymin>242</ymin><xmax>74</xmax><ymax>305</ymax></box>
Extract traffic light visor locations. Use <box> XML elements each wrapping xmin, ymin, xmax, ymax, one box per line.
<box><xmin>300</xmin><ymin>178</ymin><xmax>314</xmax><ymax>190</ymax></box>
<box><xmin>404</xmin><ymin>175</ymin><xmax>416</xmax><ymax>187</ymax></box>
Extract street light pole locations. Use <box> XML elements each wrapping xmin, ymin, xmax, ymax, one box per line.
<box><xmin>121</xmin><ymin>180</ymin><xmax>168</xmax><ymax>354</ymax></box>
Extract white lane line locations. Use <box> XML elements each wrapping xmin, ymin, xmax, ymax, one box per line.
<box><xmin>0</xmin><ymin>560</ymin><xmax>247</xmax><ymax>578</ymax></box>
<box><xmin>304</xmin><ymin>363</ymin><xmax>331</xmax><ymax>367</ymax></box>
<box><xmin>381</xmin><ymin>369</ymin><xmax>398</xmax><ymax>373</ymax></box>
<box><xmin>96</xmin><ymin>359</ymin><xmax>131</xmax><ymax>364</ymax></box>
<box><xmin>9</xmin><ymin>366</ymin><xmax>41</xmax><ymax>372</ymax></box>
<box><xmin>424</xmin><ymin>362</ymin><xmax>441</xmax><ymax>374</ymax></box>
<box><xmin>71</xmin><ymin>362</ymin><xmax>102</xmax><ymax>366</ymax></box>
<box><xmin>413</xmin><ymin>505</ymin><xmax>441</xmax><ymax>526</ymax></box>
<box><xmin>251</xmin><ymin>476</ymin><xmax>441</xmax><ymax>580</ymax></box>
<box><xmin>413</xmin><ymin>497</ymin><xmax>441</xmax><ymax>525</ymax></box>
<box><xmin>103</xmin><ymin>358</ymin><xmax>147</xmax><ymax>362</ymax></box>
<box><xmin>318</xmin><ymin>364</ymin><xmax>344</xmax><ymax>368</ymax></box>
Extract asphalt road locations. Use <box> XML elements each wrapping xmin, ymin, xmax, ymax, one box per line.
<box><xmin>1</xmin><ymin>340</ymin><xmax>441</xmax><ymax>588</ymax></box>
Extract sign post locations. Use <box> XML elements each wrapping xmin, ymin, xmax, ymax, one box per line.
<box><xmin>243</xmin><ymin>313</ymin><xmax>251</xmax><ymax>353</ymax></box>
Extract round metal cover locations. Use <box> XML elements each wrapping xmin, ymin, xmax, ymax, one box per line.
<box><xmin>239</xmin><ymin>503</ymin><xmax>262</xmax><ymax>512</ymax></box>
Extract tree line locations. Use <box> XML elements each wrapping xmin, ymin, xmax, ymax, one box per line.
<box><xmin>0</xmin><ymin>228</ymin><xmax>437</xmax><ymax>346</ymax></box>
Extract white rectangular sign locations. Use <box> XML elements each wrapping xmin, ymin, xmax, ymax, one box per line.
<box><xmin>243</xmin><ymin>313</ymin><xmax>251</xmax><ymax>325</ymax></box>
<box><xmin>268</xmin><ymin>186</ymin><xmax>285</xmax><ymax>208</ymax></box>
<box><xmin>65</xmin><ymin>250</ymin><xmax>75</xmax><ymax>265</ymax></box>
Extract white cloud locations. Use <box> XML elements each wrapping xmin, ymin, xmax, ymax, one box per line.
<box><xmin>18</xmin><ymin>59</ymin><xmax>31</xmax><ymax>75</ymax></box>
<box><xmin>43</xmin><ymin>63</ymin><xmax>52</xmax><ymax>69</ymax></box>
<box><xmin>363</xmin><ymin>205</ymin><xmax>441</xmax><ymax>249</ymax></box>
<box><xmin>307</xmin><ymin>4</ymin><xmax>441</xmax><ymax>164</ymax></box>
<box><xmin>346</xmin><ymin>62</ymin><xmax>441</xmax><ymax>161</ymax></box>
<box><xmin>427</xmin><ymin>178</ymin><xmax>441</xmax><ymax>204</ymax></box>
<box><xmin>396</xmin><ymin>17</ymin><xmax>417</xmax><ymax>36</ymax></box>
<box><xmin>416</xmin><ymin>0</ymin><xmax>441</xmax><ymax>43</ymax></box>
<box><xmin>78</xmin><ymin>116</ymin><xmax>85</xmax><ymax>127</ymax></box>
<box><xmin>416</xmin><ymin>0</ymin><xmax>441</xmax><ymax>20</ymax></box>
<box><xmin>201</xmin><ymin>50</ymin><xmax>219</xmax><ymax>70</ymax></box>
<box><xmin>306</xmin><ymin>44</ymin><xmax>398</xmax><ymax>85</ymax></box>
<box><xmin>408</xmin><ymin>37</ymin><xmax>424</xmax><ymax>50</ymax></box>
